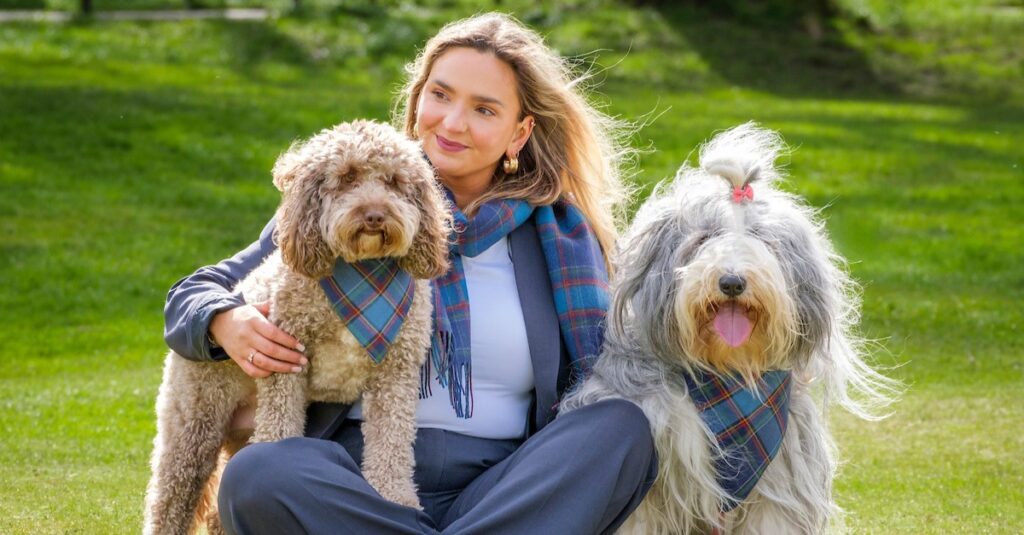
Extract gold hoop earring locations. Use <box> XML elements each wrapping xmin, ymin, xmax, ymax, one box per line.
<box><xmin>503</xmin><ymin>156</ymin><xmax>519</xmax><ymax>174</ymax></box>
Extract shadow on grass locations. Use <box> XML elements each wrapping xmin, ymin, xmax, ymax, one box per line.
<box><xmin>182</xmin><ymin>16</ymin><xmax>428</xmax><ymax>83</ymax></box>
<box><xmin>208</xmin><ymin>19</ymin><xmax>316</xmax><ymax>72</ymax></box>
<box><xmin>648</xmin><ymin>4</ymin><xmax>897</xmax><ymax>99</ymax></box>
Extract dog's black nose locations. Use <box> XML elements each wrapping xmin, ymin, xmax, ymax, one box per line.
<box><xmin>364</xmin><ymin>209</ymin><xmax>385</xmax><ymax>229</ymax></box>
<box><xmin>719</xmin><ymin>274</ymin><xmax>746</xmax><ymax>297</ymax></box>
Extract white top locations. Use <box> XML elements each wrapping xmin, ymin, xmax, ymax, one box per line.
<box><xmin>348</xmin><ymin>236</ymin><xmax>535</xmax><ymax>440</ymax></box>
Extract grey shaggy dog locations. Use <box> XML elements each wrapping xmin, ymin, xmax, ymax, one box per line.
<box><xmin>143</xmin><ymin>120</ymin><xmax>452</xmax><ymax>535</ymax></box>
<box><xmin>562</xmin><ymin>123</ymin><xmax>898</xmax><ymax>534</ymax></box>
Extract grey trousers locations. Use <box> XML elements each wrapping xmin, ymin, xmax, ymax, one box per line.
<box><xmin>218</xmin><ymin>399</ymin><xmax>657</xmax><ymax>534</ymax></box>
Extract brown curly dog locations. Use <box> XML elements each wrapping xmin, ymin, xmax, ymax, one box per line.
<box><xmin>143</xmin><ymin>120</ymin><xmax>451</xmax><ymax>535</ymax></box>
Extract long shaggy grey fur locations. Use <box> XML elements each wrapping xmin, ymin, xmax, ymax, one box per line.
<box><xmin>143</xmin><ymin>120</ymin><xmax>452</xmax><ymax>535</ymax></box>
<box><xmin>562</xmin><ymin>123</ymin><xmax>898</xmax><ymax>534</ymax></box>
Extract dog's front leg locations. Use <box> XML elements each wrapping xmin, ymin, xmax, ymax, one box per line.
<box><xmin>360</xmin><ymin>352</ymin><xmax>422</xmax><ymax>509</ymax></box>
<box><xmin>251</xmin><ymin>370</ymin><xmax>308</xmax><ymax>443</ymax></box>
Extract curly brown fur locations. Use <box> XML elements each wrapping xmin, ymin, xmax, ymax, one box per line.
<box><xmin>399</xmin><ymin>168</ymin><xmax>452</xmax><ymax>280</ymax></box>
<box><xmin>143</xmin><ymin>120</ymin><xmax>452</xmax><ymax>535</ymax></box>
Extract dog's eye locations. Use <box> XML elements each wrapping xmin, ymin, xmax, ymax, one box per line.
<box><xmin>692</xmin><ymin>233</ymin><xmax>711</xmax><ymax>249</ymax></box>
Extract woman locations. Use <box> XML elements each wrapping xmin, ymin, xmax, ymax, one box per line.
<box><xmin>164</xmin><ymin>13</ymin><xmax>656</xmax><ymax>534</ymax></box>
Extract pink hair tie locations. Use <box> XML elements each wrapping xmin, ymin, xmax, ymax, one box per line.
<box><xmin>732</xmin><ymin>185</ymin><xmax>754</xmax><ymax>204</ymax></box>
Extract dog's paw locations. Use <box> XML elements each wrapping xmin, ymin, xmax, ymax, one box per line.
<box><xmin>364</xmin><ymin>466</ymin><xmax>422</xmax><ymax>510</ymax></box>
<box><xmin>370</xmin><ymin>477</ymin><xmax>421</xmax><ymax>510</ymax></box>
<box><xmin>387</xmin><ymin>487</ymin><xmax>422</xmax><ymax>511</ymax></box>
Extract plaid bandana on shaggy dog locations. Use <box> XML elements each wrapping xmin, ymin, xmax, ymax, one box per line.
<box><xmin>682</xmin><ymin>369</ymin><xmax>792</xmax><ymax>511</ymax></box>
<box><xmin>424</xmin><ymin>192</ymin><xmax>610</xmax><ymax>418</ymax></box>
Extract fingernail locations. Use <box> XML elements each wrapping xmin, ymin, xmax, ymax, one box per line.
<box><xmin>297</xmin><ymin>343</ymin><xmax>306</xmax><ymax>352</ymax></box>
<box><xmin>300</xmin><ymin>357</ymin><xmax>309</xmax><ymax>366</ymax></box>
<box><xmin>292</xmin><ymin>366</ymin><xmax>303</xmax><ymax>373</ymax></box>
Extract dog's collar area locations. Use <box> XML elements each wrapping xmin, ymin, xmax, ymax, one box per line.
<box><xmin>320</xmin><ymin>258</ymin><xmax>415</xmax><ymax>364</ymax></box>
<box><xmin>682</xmin><ymin>368</ymin><xmax>792</xmax><ymax>511</ymax></box>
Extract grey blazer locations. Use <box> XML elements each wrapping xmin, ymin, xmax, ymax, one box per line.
<box><xmin>163</xmin><ymin>218</ymin><xmax>569</xmax><ymax>440</ymax></box>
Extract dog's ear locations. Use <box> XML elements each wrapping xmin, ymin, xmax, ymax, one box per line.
<box><xmin>608</xmin><ymin>198</ymin><xmax>690</xmax><ymax>362</ymax></box>
<box><xmin>399</xmin><ymin>168</ymin><xmax>452</xmax><ymax>280</ymax></box>
<box><xmin>274</xmin><ymin>163</ymin><xmax>334</xmax><ymax>280</ymax></box>
<box><xmin>272</xmin><ymin>142</ymin><xmax>306</xmax><ymax>192</ymax></box>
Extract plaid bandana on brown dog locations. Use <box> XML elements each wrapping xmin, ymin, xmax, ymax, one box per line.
<box><xmin>320</xmin><ymin>258</ymin><xmax>415</xmax><ymax>364</ymax></box>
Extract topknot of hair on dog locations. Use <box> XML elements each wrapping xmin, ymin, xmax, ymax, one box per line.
<box><xmin>699</xmin><ymin>122</ymin><xmax>786</xmax><ymax>191</ymax></box>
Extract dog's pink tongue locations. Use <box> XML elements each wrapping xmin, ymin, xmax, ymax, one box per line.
<box><xmin>713</xmin><ymin>302</ymin><xmax>753</xmax><ymax>347</ymax></box>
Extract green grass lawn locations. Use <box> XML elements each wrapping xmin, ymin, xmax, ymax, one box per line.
<box><xmin>0</xmin><ymin>0</ymin><xmax>1021</xmax><ymax>532</ymax></box>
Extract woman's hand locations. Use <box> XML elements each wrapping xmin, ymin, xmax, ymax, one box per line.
<box><xmin>209</xmin><ymin>302</ymin><xmax>307</xmax><ymax>378</ymax></box>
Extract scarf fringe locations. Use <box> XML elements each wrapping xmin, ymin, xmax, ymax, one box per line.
<box><xmin>418</xmin><ymin>356</ymin><xmax>432</xmax><ymax>399</ymax></box>
<box><xmin>433</xmin><ymin>329</ymin><xmax>453</xmax><ymax>388</ymax></box>
<box><xmin>418</xmin><ymin>329</ymin><xmax>473</xmax><ymax>417</ymax></box>
<box><xmin>419</xmin><ymin>329</ymin><xmax>452</xmax><ymax>400</ymax></box>
<box><xmin>446</xmin><ymin>361</ymin><xmax>473</xmax><ymax>419</ymax></box>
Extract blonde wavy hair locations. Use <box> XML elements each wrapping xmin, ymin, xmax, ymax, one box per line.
<box><xmin>394</xmin><ymin>12</ymin><xmax>632</xmax><ymax>270</ymax></box>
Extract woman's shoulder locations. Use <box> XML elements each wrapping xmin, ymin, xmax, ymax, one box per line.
<box><xmin>259</xmin><ymin>217</ymin><xmax>277</xmax><ymax>243</ymax></box>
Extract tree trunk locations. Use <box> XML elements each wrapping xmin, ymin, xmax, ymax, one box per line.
<box><xmin>81</xmin><ymin>0</ymin><xmax>92</xmax><ymax>14</ymax></box>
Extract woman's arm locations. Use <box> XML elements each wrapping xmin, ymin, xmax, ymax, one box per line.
<box><xmin>163</xmin><ymin>218</ymin><xmax>306</xmax><ymax>377</ymax></box>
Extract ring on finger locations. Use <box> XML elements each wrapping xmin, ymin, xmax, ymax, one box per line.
<box><xmin>248</xmin><ymin>351</ymin><xmax>257</xmax><ymax>364</ymax></box>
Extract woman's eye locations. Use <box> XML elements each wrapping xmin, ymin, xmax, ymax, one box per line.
<box><xmin>432</xmin><ymin>90</ymin><xmax>447</xmax><ymax>101</ymax></box>
<box><xmin>476</xmin><ymin>107</ymin><xmax>495</xmax><ymax>117</ymax></box>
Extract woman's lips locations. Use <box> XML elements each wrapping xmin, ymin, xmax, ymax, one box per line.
<box><xmin>435</xmin><ymin>135</ymin><xmax>468</xmax><ymax>152</ymax></box>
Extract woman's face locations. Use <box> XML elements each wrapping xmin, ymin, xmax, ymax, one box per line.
<box><xmin>416</xmin><ymin>47</ymin><xmax>534</xmax><ymax>196</ymax></box>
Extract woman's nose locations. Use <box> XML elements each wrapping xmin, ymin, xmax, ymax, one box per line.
<box><xmin>442</xmin><ymin>107</ymin><xmax>468</xmax><ymax>133</ymax></box>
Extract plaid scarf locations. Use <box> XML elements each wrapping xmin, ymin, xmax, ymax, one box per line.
<box><xmin>319</xmin><ymin>258</ymin><xmax>414</xmax><ymax>364</ymax></box>
<box><xmin>682</xmin><ymin>369</ymin><xmax>792</xmax><ymax>511</ymax></box>
<box><xmin>424</xmin><ymin>195</ymin><xmax>609</xmax><ymax>418</ymax></box>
